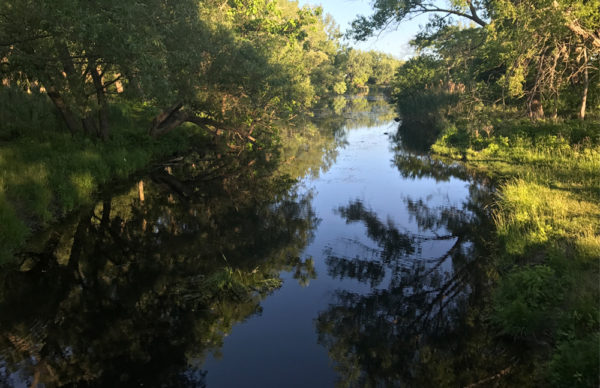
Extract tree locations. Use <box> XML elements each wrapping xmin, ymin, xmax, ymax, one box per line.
<box><xmin>0</xmin><ymin>0</ymin><xmax>359</xmax><ymax>142</ymax></box>
<box><xmin>0</xmin><ymin>0</ymin><xmax>205</xmax><ymax>139</ymax></box>
<box><xmin>487</xmin><ymin>0</ymin><xmax>600</xmax><ymax>119</ymax></box>
<box><xmin>351</xmin><ymin>0</ymin><xmax>599</xmax><ymax>120</ymax></box>
<box><xmin>368</xmin><ymin>51</ymin><xmax>402</xmax><ymax>86</ymax></box>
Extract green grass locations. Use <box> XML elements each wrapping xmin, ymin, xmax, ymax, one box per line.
<box><xmin>431</xmin><ymin>118</ymin><xmax>600</xmax><ymax>386</ymax></box>
<box><xmin>0</xmin><ymin>98</ymin><xmax>207</xmax><ymax>264</ymax></box>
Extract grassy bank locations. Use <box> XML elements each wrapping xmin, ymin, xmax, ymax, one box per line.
<box><xmin>0</xmin><ymin>95</ymin><xmax>209</xmax><ymax>264</ymax></box>
<box><xmin>431</xmin><ymin>118</ymin><xmax>600</xmax><ymax>386</ymax></box>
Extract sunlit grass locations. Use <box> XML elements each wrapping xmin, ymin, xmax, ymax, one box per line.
<box><xmin>0</xmin><ymin>101</ymin><xmax>206</xmax><ymax>264</ymax></box>
<box><xmin>432</xmin><ymin>118</ymin><xmax>600</xmax><ymax>386</ymax></box>
<box><xmin>495</xmin><ymin>179</ymin><xmax>600</xmax><ymax>257</ymax></box>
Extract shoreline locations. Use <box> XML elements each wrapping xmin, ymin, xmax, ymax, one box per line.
<box><xmin>428</xmin><ymin>119</ymin><xmax>600</xmax><ymax>385</ymax></box>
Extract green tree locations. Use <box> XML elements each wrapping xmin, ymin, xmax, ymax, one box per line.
<box><xmin>0</xmin><ymin>0</ymin><xmax>204</xmax><ymax>139</ymax></box>
<box><xmin>486</xmin><ymin>0</ymin><xmax>600</xmax><ymax>119</ymax></box>
<box><xmin>368</xmin><ymin>51</ymin><xmax>402</xmax><ymax>86</ymax></box>
<box><xmin>0</xmin><ymin>0</ymin><xmax>359</xmax><ymax>143</ymax></box>
<box><xmin>351</xmin><ymin>0</ymin><xmax>599</xmax><ymax>120</ymax></box>
<box><xmin>343</xmin><ymin>49</ymin><xmax>374</xmax><ymax>91</ymax></box>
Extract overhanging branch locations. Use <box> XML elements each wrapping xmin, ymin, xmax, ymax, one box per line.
<box><xmin>413</xmin><ymin>3</ymin><xmax>487</xmax><ymax>27</ymax></box>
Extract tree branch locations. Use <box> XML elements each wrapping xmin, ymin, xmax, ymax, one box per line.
<box><xmin>148</xmin><ymin>103</ymin><xmax>257</xmax><ymax>145</ymax></box>
<box><xmin>412</xmin><ymin>5</ymin><xmax>487</xmax><ymax>27</ymax></box>
<box><xmin>566</xmin><ymin>20</ymin><xmax>600</xmax><ymax>49</ymax></box>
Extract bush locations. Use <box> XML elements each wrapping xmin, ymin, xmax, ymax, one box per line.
<box><xmin>493</xmin><ymin>265</ymin><xmax>561</xmax><ymax>338</ymax></box>
<box><xmin>547</xmin><ymin>334</ymin><xmax>600</xmax><ymax>388</ymax></box>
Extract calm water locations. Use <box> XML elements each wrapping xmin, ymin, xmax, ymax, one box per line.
<box><xmin>0</xmin><ymin>97</ymin><xmax>505</xmax><ymax>387</ymax></box>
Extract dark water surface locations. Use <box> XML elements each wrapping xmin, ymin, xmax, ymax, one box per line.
<box><xmin>1</xmin><ymin>98</ymin><xmax>505</xmax><ymax>387</ymax></box>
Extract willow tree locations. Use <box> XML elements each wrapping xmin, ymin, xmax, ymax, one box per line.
<box><xmin>148</xmin><ymin>0</ymin><xmax>348</xmax><ymax>141</ymax></box>
<box><xmin>0</xmin><ymin>0</ymin><xmax>205</xmax><ymax>139</ymax></box>
<box><xmin>1</xmin><ymin>0</ymin><xmax>351</xmax><ymax>142</ymax></box>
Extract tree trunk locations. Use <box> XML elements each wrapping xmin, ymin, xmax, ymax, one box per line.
<box><xmin>138</xmin><ymin>180</ymin><xmax>145</xmax><ymax>202</ymax></box>
<box><xmin>101</xmin><ymin>196</ymin><xmax>112</xmax><ymax>227</ymax></box>
<box><xmin>148</xmin><ymin>103</ymin><xmax>186</xmax><ymax>138</ymax></box>
<box><xmin>46</xmin><ymin>41</ymin><xmax>90</xmax><ymax>135</ymax></box>
<box><xmin>566</xmin><ymin>20</ymin><xmax>600</xmax><ymax>50</ymax></box>
<box><xmin>528</xmin><ymin>98</ymin><xmax>544</xmax><ymax>120</ymax></box>
<box><xmin>579</xmin><ymin>47</ymin><xmax>588</xmax><ymax>120</ymax></box>
<box><xmin>89</xmin><ymin>64</ymin><xmax>110</xmax><ymax>140</ymax></box>
<box><xmin>56</xmin><ymin>41</ymin><xmax>77</xmax><ymax>79</ymax></box>
<box><xmin>56</xmin><ymin>40</ymin><xmax>87</xmax><ymax>104</ymax></box>
<box><xmin>82</xmin><ymin>115</ymin><xmax>98</xmax><ymax>137</ymax></box>
<box><xmin>45</xmin><ymin>87</ymin><xmax>82</xmax><ymax>134</ymax></box>
<box><xmin>149</xmin><ymin>104</ymin><xmax>258</xmax><ymax>147</ymax></box>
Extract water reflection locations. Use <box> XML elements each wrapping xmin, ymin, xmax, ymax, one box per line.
<box><xmin>0</xmin><ymin>96</ymin><xmax>397</xmax><ymax>387</ymax></box>
<box><xmin>0</xmin><ymin>151</ymin><xmax>319</xmax><ymax>386</ymax></box>
<box><xmin>319</xmin><ymin>95</ymin><xmax>396</xmax><ymax>131</ymax></box>
<box><xmin>315</xmin><ymin>140</ymin><xmax>513</xmax><ymax>386</ymax></box>
<box><xmin>2</xmin><ymin>95</ymin><xmax>522</xmax><ymax>387</ymax></box>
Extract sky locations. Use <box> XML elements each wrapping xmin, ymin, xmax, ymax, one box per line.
<box><xmin>296</xmin><ymin>0</ymin><xmax>427</xmax><ymax>59</ymax></box>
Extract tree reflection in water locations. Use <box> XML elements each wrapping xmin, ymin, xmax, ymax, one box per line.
<box><xmin>0</xmin><ymin>151</ymin><xmax>319</xmax><ymax>387</ymax></box>
<box><xmin>316</xmin><ymin>155</ymin><xmax>519</xmax><ymax>387</ymax></box>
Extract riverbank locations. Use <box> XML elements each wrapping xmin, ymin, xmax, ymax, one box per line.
<box><xmin>430</xmin><ymin>118</ymin><xmax>600</xmax><ymax>386</ymax></box>
<box><xmin>0</xmin><ymin>92</ymin><xmax>392</xmax><ymax>266</ymax></box>
<box><xmin>0</xmin><ymin>101</ymin><xmax>212</xmax><ymax>264</ymax></box>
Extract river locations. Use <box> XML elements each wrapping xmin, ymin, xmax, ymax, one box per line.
<box><xmin>0</xmin><ymin>96</ymin><xmax>508</xmax><ymax>387</ymax></box>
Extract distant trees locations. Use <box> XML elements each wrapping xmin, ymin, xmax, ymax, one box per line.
<box><xmin>335</xmin><ymin>49</ymin><xmax>402</xmax><ymax>93</ymax></box>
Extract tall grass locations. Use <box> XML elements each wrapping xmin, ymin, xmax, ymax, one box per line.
<box><xmin>495</xmin><ymin>179</ymin><xmax>600</xmax><ymax>259</ymax></box>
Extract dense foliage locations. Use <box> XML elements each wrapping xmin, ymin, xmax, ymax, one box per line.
<box><xmin>376</xmin><ymin>0</ymin><xmax>600</xmax><ymax>125</ymax></box>
<box><xmin>0</xmin><ymin>0</ymin><xmax>401</xmax><ymax>141</ymax></box>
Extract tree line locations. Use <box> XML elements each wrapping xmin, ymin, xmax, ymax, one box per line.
<box><xmin>0</xmin><ymin>0</ymin><xmax>401</xmax><ymax>143</ymax></box>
